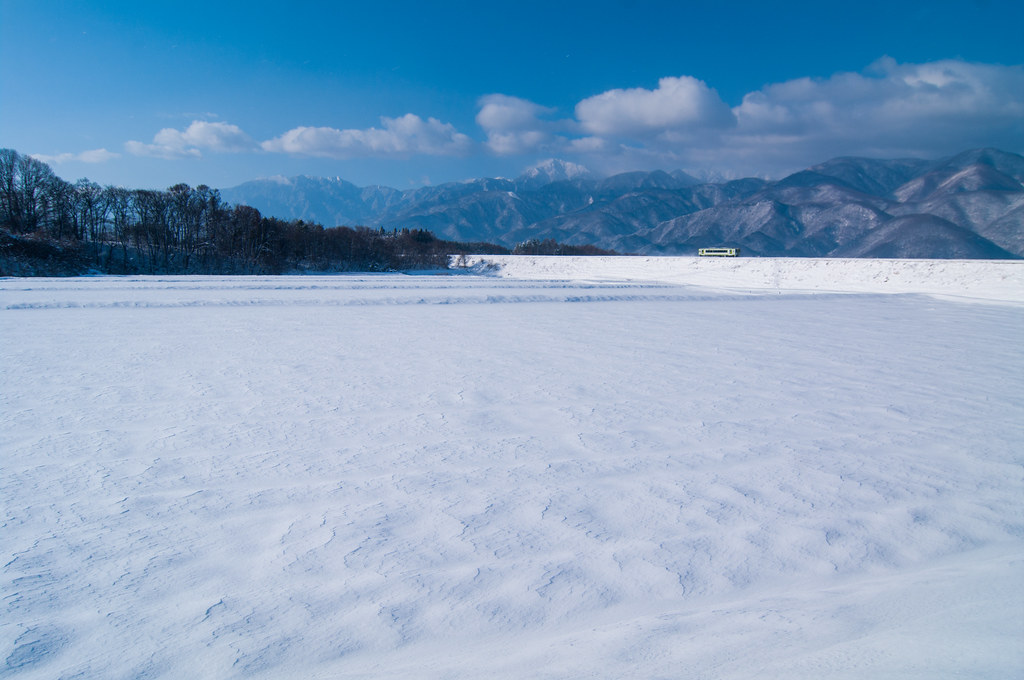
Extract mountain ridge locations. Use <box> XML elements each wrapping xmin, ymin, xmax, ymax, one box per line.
<box><xmin>221</xmin><ymin>148</ymin><xmax>1024</xmax><ymax>258</ymax></box>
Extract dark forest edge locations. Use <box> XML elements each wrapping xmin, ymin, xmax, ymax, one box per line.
<box><xmin>0</xmin><ymin>149</ymin><xmax>616</xmax><ymax>276</ymax></box>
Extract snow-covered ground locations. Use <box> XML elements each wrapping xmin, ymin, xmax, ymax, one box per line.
<box><xmin>2</xmin><ymin>258</ymin><xmax>1023</xmax><ymax>679</ymax></box>
<box><xmin>454</xmin><ymin>255</ymin><xmax>1024</xmax><ymax>303</ymax></box>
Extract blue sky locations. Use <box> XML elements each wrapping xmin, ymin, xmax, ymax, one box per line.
<box><xmin>2</xmin><ymin>0</ymin><xmax>1022</xmax><ymax>190</ymax></box>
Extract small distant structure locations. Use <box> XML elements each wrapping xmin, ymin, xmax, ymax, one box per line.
<box><xmin>698</xmin><ymin>247</ymin><xmax>740</xmax><ymax>257</ymax></box>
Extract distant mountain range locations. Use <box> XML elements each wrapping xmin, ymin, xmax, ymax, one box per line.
<box><xmin>221</xmin><ymin>149</ymin><xmax>1024</xmax><ymax>258</ymax></box>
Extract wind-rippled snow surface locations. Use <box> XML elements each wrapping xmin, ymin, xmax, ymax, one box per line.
<box><xmin>2</xmin><ymin>269</ymin><xmax>1023</xmax><ymax>679</ymax></box>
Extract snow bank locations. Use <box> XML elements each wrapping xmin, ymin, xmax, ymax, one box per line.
<box><xmin>453</xmin><ymin>255</ymin><xmax>1024</xmax><ymax>303</ymax></box>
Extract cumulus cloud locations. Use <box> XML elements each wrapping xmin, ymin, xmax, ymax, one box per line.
<box><xmin>575</xmin><ymin>76</ymin><xmax>735</xmax><ymax>137</ymax></box>
<box><xmin>730</xmin><ymin>58</ymin><xmax>1024</xmax><ymax>162</ymax></box>
<box><xmin>478</xmin><ymin>59</ymin><xmax>1023</xmax><ymax>177</ymax></box>
<box><xmin>476</xmin><ymin>94</ymin><xmax>552</xmax><ymax>132</ymax></box>
<box><xmin>261</xmin><ymin>114</ymin><xmax>472</xmax><ymax>158</ymax></box>
<box><xmin>112</xmin><ymin>58</ymin><xmax>1022</xmax><ymax>179</ymax></box>
<box><xmin>126</xmin><ymin>121</ymin><xmax>256</xmax><ymax>158</ymax></box>
<box><xmin>31</xmin><ymin>148</ymin><xmax>120</xmax><ymax>164</ymax></box>
<box><xmin>475</xmin><ymin>94</ymin><xmax>570</xmax><ymax>154</ymax></box>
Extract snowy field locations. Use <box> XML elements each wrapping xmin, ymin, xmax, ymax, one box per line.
<box><xmin>455</xmin><ymin>255</ymin><xmax>1024</xmax><ymax>303</ymax></box>
<box><xmin>2</xmin><ymin>257</ymin><xmax>1023</xmax><ymax>679</ymax></box>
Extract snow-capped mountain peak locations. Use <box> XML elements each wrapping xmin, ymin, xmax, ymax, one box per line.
<box><xmin>517</xmin><ymin>158</ymin><xmax>594</xmax><ymax>186</ymax></box>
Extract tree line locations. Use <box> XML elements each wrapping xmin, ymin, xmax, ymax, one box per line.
<box><xmin>1</xmin><ymin>148</ymin><xmax>548</xmax><ymax>275</ymax></box>
<box><xmin>510</xmin><ymin>238</ymin><xmax>616</xmax><ymax>256</ymax></box>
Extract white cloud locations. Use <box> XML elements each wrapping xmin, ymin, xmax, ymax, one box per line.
<box><xmin>110</xmin><ymin>59</ymin><xmax>1022</xmax><ymax>179</ymax></box>
<box><xmin>481</xmin><ymin>129</ymin><xmax>551</xmax><ymax>156</ymax></box>
<box><xmin>736</xmin><ymin>58</ymin><xmax>1024</xmax><ymax>138</ymax></box>
<box><xmin>477</xmin><ymin>59</ymin><xmax>1023</xmax><ymax>177</ymax></box>
<box><xmin>31</xmin><ymin>148</ymin><xmax>121</xmax><ymax>165</ymax></box>
<box><xmin>126</xmin><ymin>121</ymin><xmax>255</xmax><ymax>159</ymax></box>
<box><xmin>718</xmin><ymin>58</ymin><xmax>1024</xmax><ymax>173</ymax></box>
<box><xmin>475</xmin><ymin>94</ymin><xmax>570</xmax><ymax>154</ymax></box>
<box><xmin>262</xmin><ymin>114</ymin><xmax>472</xmax><ymax>158</ymax></box>
<box><xmin>575</xmin><ymin>76</ymin><xmax>735</xmax><ymax>138</ymax></box>
<box><xmin>476</xmin><ymin>94</ymin><xmax>553</xmax><ymax>132</ymax></box>
<box><xmin>567</xmin><ymin>137</ymin><xmax>608</xmax><ymax>153</ymax></box>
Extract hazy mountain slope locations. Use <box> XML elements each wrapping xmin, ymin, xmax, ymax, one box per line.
<box><xmin>894</xmin><ymin>190</ymin><xmax>1024</xmax><ymax>253</ymax></box>
<box><xmin>639</xmin><ymin>181</ymin><xmax>894</xmax><ymax>256</ymax></box>
<box><xmin>807</xmin><ymin>156</ymin><xmax>932</xmax><ymax>196</ymax></box>
<box><xmin>221</xmin><ymin>149</ymin><xmax>1024</xmax><ymax>258</ymax></box>
<box><xmin>984</xmin><ymin>202</ymin><xmax>1024</xmax><ymax>254</ymax></box>
<box><xmin>643</xmin><ymin>200</ymin><xmax>799</xmax><ymax>255</ymax></box>
<box><xmin>512</xmin><ymin>178</ymin><xmax>771</xmax><ymax>249</ymax></box>
<box><xmin>506</xmin><ymin>189</ymin><xmax>706</xmax><ymax>246</ymax></box>
<box><xmin>390</xmin><ymin>189</ymin><xmax>540</xmax><ymax>244</ymax></box>
<box><xmin>221</xmin><ymin>176</ymin><xmax>403</xmax><ymax>226</ymax></box>
<box><xmin>892</xmin><ymin>148</ymin><xmax>1024</xmax><ymax>202</ymax></box>
<box><xmin>638</xmin><ymin>151</ymin><xmax>1023</xmax><ymax>257</ymax></box>
<box><xmin>834</xmin><ymin>214</ymin><xmax>1019</xmax><ymax>259</ymax></box>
